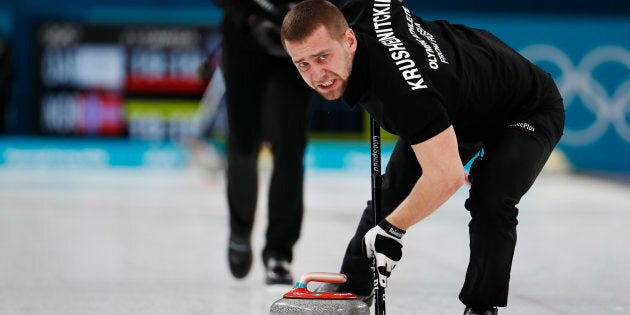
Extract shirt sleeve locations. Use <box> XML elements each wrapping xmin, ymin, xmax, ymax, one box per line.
<box><xmin>386</xmin><ymin>91</ymin><xmax>452</xmax><ymax>145</ymax></box>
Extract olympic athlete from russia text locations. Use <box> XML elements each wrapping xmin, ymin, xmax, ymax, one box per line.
<box><xmin>281</xmin><ymin>1</ymin><xmax>565</xmax><ymax>314</ymax></box>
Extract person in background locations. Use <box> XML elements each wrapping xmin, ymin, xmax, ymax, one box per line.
<box><xmin>210</xmin><ymin>0</ymin><xmax>314</xmax><ymax>285</ymax></box>
<box><xmin>280</xmin><ymin>0</ymin><xmax>565</xmax><ymax>313</ymax></box>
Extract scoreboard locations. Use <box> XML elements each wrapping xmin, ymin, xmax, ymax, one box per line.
<box><xmin>35</xmin><ymin>22</ymin><xmax>222</xmax><ymax>139</ymax></box>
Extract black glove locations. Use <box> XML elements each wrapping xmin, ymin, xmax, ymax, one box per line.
<box><xmin>362</xmin><ymin>219</ymin><xmax>405</xmax><ymax>288</ymax></box>
<box><xmin>248</xmin><ymin>15</ymin><xmax>288</xmax><ymax>57</ymax></box>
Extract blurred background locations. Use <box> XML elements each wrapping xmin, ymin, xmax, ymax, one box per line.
<box><xmin>0</xmin><ymin>0</ymin><xmax>628</xmax><ymax>176</ymax></box>
<box><xmin>0</xmin><ymin>1</ymin><xmax>629</xmax><ymax>314</ymax></box>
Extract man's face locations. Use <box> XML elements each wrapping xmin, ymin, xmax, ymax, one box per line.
<box><xmin>284</xmin><ymin>25</ymin><xmax>356</xmax><ymax>100</ymax></box>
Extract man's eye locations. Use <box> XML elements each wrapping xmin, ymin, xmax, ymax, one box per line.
<box><xmin>297</xmin><ymin>62</ymin><xmax>310</xmax><ymax>71</ymax></box>
<box><xmin>319</xmin><ymin>54</ymin><xmax>328</xmax><ymax>60</ymax></box>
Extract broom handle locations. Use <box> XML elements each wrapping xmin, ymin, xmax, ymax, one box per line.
<box><xmin>370</xmin><ymin>117</ymin><xmax>386</xmax><ymax>315</ymax></box>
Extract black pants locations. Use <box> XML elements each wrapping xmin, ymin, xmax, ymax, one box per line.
<box><xmin>221</xmin><ymin>20</ymin><xmax>313</xmax><ymax>263</ymax></box>
<box><xmin>338</xmin><ymin>94</ymin><xmax>564</xmax><ymax>307</ymax></box>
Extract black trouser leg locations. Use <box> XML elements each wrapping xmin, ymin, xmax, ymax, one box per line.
<box><xmin>458</xmin><ymin>127</ymin><xmax>557</xmax><ymax>307</ymax></box>
<box><xmin>458</xmin><ymin>75</ymin><xmax>565</xmax><ymax>307</ymax></box>
<box><xmin>262</xmin><ymin>59</ymin><xmax>312</xmax><ymax>263</ymax></box>
<box><xmin>222</xmin><ymin>34</ymin><xmax>267</xmax><ymax>238</ymax></box>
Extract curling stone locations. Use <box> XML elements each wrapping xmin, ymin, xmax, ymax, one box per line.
<box><xmin>269</xmin><ymin>272</ymin><xmax>370</xmax><ymax>315</ymax></box>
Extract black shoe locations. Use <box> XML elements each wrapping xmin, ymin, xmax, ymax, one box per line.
<box><xmin>312</xmin><ymin>282</ymin><xmax>374</xmax><ymax>307</ymax></box>
<box><xmin>228</xmin><ymin>235</ymin><xmax>252</xmax><ymax>279</ymax></box>
<box><xmin>463</xmin><ymin>307</ymin><xmax>498</xmax><ymax>315</ymax></box>
<box><xmin>265</xmin><ymin>257</ymin><xmax>293</xmax><ymax>285</ymax></box>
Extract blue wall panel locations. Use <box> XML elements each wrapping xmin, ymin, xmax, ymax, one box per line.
<box><xmin>0</xmin><ymin>7</ymin><xmax>12</xmax><ymax>37</ymax></box>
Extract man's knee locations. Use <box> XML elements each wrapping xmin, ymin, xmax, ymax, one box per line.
<box><xmin>465</xmin><ymin>194</ymin><xmax>519</xmax><ymax>230</ymax></box>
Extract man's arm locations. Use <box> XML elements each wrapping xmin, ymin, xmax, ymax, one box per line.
<box><xmin>362</xmin><ymin>125</ymin><xmax>464</xmax><ymax>287</ymax></box>
<box><xmin>386</xmin><ymin>125</ymin><xmax>465</xmax><ymax>230</ymax></box>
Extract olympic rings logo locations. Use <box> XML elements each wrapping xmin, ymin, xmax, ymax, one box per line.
<box><xmin>520</xmin><ymin>44</ymin><xmax>630</xmax><ymax>147</ymax></box>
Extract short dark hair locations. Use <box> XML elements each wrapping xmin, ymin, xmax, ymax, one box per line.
<box><xmin>281</xmin><ymin>0</ymin><xmax>349</xmax><ymax>46</ymax></box>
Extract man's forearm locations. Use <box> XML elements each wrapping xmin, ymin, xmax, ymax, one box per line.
<box><xmin>386</xmin><ymin>170</ymin><xmax>464</xmax><ymax>230</ymax></box>
<box><xmin>386</xmin><ymin>126</ymin><xmax>466</xmax><ymax>230</ymax></box>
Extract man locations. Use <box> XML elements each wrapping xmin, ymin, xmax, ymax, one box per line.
<box><xmin>281</xmin><ymin>0</ymin><xmax>564</xmax><ymax>313</ymax></box>
<box><xmin>211</xmin><ymin>0</ymin><xmax>314</xmax><ymax>285</ymax></box>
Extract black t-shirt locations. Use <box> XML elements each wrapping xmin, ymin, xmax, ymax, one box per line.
<box><xmin>340</xmin><ymin>0</ymin><xmax>554</xmax><ymax>144</ymax></box>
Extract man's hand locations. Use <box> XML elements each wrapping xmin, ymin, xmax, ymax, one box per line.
<box><xmin>248</xmin><ymin>15</ymin><xmax>288</xmax><ymax>57</ymax></box>
<box><xmin>362</xmin><ymin>219</ymin><xmax>405</xmax><ymax>288</ymax></box>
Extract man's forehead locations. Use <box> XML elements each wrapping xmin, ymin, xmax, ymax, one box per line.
<box><xmin>286</xmin><ymin>26</ymin><xmax>338</xmax><ymax>60</ymax></box>
<box><xmin>288</xmin><ymin>25</ymin><xmax>334</xmax><ymax>46</ymax></box>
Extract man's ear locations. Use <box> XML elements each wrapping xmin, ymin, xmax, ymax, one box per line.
<box><xmin>345</xmin><ymin>28</ymin><xmax>357</xmax><ymax>54</ymax></box>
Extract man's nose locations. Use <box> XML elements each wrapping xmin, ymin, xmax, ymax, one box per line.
<box><xmin>312</xmin><ymin>65</ymin><xmax>326</xmax><ymax>81</ymax></box>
